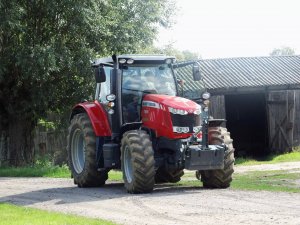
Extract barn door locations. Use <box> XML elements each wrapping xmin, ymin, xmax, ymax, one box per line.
<box><xmin>267</xmin><ymin>91</ymin><xmax>295</xmax><ymax>153</ymax></box>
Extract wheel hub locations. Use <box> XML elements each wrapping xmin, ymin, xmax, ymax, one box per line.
<box><xmin>71</xmin><ymin>128</ymin><xmax>86</xmax><ymax>174</ymax></box>
<box><xmin>124</xmin><ymin>146</ymin><xmax>133</xmax><ymax>183</ymax></box>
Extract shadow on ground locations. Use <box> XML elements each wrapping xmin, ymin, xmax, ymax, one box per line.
<box><xmin>0</xmin><ymin>178</ymin><xmax>206</xmax><ymax>207</ymax></box>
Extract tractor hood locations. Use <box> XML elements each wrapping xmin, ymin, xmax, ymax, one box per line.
<box><xmin>143</xmin><ymin>94</ymin><xmax>201</xmax><ymax>113</ymax></box>
<box><xmin>141</xmin><ymin>94</ymin><xmax>202</xmax><ymax>139</ymax></box>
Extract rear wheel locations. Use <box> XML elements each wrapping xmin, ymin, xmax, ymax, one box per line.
<box><xmin>198</xmin><ymin>127</ymin><xmax>235</xmax><ymax>188</ymax></box>
<box><xmin>121</xmin><ymin>130</ymin><xmax>155</xmax><ymax>193</ymax></box>
<box><xmin>67</xmin><ymin>113</ymin><xmax>108</xmax><ymax>187</ymax></box>
<box><xmin>155</xmin><ymin>168</ymin><xmax>184</xmax><ymax>183</ymax></box>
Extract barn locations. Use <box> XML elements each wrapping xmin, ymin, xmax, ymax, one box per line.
<box><xmin>176</xmin><ymin>55</ymin><xmax>300</xmax><ymax>157</ymax></box>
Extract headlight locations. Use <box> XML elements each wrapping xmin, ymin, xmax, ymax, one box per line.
<box><xmin>173</xmin><ymin>126</ymin><xmax>189</xmax><ymax>133</ymax></box>
<box><xmin>127</xmin><ymin>58</ymin><xmax>134</xmax><ymax>64</ymax></box>
<box><xmin>165</xmin><ymin>58</ymin><xmax>172</xmax><ymax>64</ymax></box>
<box><xmin>168</xmin><ymin>107</ymin><xmax>188</xmax><ymax>115</ymax></box>
<box><xmin>193</xmin><ymin>126</ymin><xmax>202</xmax><ymax>133</ymax></box>
<box><xmin>107</xmin><ymin>102</ymin><xmax>115</xmax><ymax>108</ymax></box>
<box><xmin>202</xmin><ymin>92</ymin><xmax>210</xmax><ymax>100</ymax></box>
<box><xmin>119</xmin><ymin>58</ymin><xmax>126</xmax><ymax>64</ymax></box>
<box><xmin>106</xmin><ymin>94</ymin><xmax>116</xmax><ymax>101</ymax></box>
<box><xmin>194</xmin><ymin>108</ymin><xmax>201</xmax><ymax>115</ymax></box>
<box><xmin>108</xmin><ymin>109</ymin><xmax>114</xmax><ymax>114</ymax></box>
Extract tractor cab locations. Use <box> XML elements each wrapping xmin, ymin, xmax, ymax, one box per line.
<box><xmin>94</xmin><ymin>55</ymin><xmax>177</xmax><ymax>122</ymax></box>
<box><xmin>67</xmin><ymin>54</ymin><xmax>234</xmax><ymax>193</ymax></box>
<box><xmin>92</xmin><ymin>55</ymin><xmax>203</xmax><ymax>138</ymax></box>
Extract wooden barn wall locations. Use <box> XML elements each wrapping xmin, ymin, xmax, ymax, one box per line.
<box><xmin>209</xmin><ymin>95</ymin><xmax>226</xmax><ymax>119</ymax></box>
<box><xmin>209</xmin><ymin>90</ymin><xmax>300</xmax><ymax>154</ymax></box>
<box><xmin>293</xmin><ymin>90</ymin><xmax>300</xmax><ymax>147</ymax></box>
<box><xmin>267</xmin><ymin>90</ymin><xmax>299</xmax><ymax>152</ymax></box>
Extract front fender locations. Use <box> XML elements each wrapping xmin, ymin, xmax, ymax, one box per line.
<box><xmin>71</xmin><ymin>101</ymin><xmax>112</xmax><ymax>136</ymax></box>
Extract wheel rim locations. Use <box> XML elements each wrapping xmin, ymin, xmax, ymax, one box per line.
<box><xmin>71</xmin><ymin>128</ymin><xmax>86</xmax><ymax>174</ymax></box>
<box><xmin>124</xmin><ymin>145</ymin><xmax>133</xmax><ymax>183</ymax></box>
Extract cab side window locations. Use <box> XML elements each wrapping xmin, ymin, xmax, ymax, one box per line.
<box><xmin>99</xmin><ymin>67</ymin><xmax>112</xmax><ymax>102</ymax></box>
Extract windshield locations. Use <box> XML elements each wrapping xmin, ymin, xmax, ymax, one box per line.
<box><xmin>122</xmin><ymin>64</ymin><xmax>177</xmax><ymax>96</ymax></box>
<box><xmin>121</xmin><ymin>64</ymin><xmax>176</xmax><ymax>123</ymax></box>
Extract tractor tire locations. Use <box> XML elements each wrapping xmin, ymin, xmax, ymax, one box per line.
<box><xmin>121</xmin><ymin>130</ymin><xmax>155</xmax><ymax>193</ymax></box>
<box><xmin>155</xmin><ymin>168</ymin><xmax>184</xmax><ymax>183</ymax></box>
<box><xmin>67</xmin><ymin>113</ymin><xmax>108</xmax><ymax>187</ymax></box>
<box><xmin>199</xmin><ymin>127</ymin><xmax>235</xmax><ymax>188</ymax></box>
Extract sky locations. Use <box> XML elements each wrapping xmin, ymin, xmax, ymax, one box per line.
<box><xmin>156</xmin><ymin>0</ymin><xmax>300</xmax><ymax>59</ymax></box>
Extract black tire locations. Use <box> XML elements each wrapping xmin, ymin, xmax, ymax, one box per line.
<box><xmin>121</xmin><ymin>130</ymin><xmax>155</xmax><ymax>193</ymax></box>
<box><xmin>199</xmin><ymin>127</ymin><xmax>235</xmax><ymax>188</ymax></box>
<box><xmin>155</xmin><ymin>168</ymin><xmax>184</xmax><ymax>183</ymax></box>
<box><xmin>67</xmin><ymin>113</ymin><xmax>108</xmax><ymax>187</ymax></box>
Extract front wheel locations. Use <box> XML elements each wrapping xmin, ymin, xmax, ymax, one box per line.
<box><xmin>121</xmin><ymin>130</ymin><xmax>155</xmax><ymax>193</ymax></box>
<box><xmin>67</xmin><ymin>113</ymin><xmax>108</xmax><ymax>187</ymax></box>
<box><xmin>198</xmin><ymin>127</ymin><xmax>235</xmax><ymax>188</ymax></box>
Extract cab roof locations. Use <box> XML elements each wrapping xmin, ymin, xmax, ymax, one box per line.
<box><xmin>92</xmin><ymin>54</ymin><xmax>176</xmax><ymax>67</ymax></box>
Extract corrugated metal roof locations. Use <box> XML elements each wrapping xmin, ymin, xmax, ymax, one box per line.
<box><xmin>176</xmin><ymin>55</ymin><xmax>300</xmax><ymax>94</ymax></box>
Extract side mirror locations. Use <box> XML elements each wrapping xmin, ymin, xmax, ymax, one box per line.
<box><xmin>95</xmin><ymin>67</ymin><xmax>106</xmax><ymax>83</ymax></box>
<box><xmin>192</xmin><ymin>62</ymin><xmax>202</xmax><ymax>81</ymax></box>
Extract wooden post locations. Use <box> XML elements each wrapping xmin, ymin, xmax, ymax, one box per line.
<box><xmin>287</xmin><ymin>90</ymin><xmax>295</xmax><ymax>150</ymax></box>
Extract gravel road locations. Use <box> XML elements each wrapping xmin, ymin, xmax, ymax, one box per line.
<box><xmin>1</xmin><ymin>163</ymin><xmax>300</xmax><ymax>225</ymax></box>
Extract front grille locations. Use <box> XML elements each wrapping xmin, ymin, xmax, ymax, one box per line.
<box><xmin>171</xmin><ymin>113</ymin><xmax>201</xmax><ymax>132</ymax></box>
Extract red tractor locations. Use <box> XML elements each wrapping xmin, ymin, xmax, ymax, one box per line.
<box><xmin>67</xmin><ymin>55</ymin><xmax>234</xmax><ymax>193</ymax></box>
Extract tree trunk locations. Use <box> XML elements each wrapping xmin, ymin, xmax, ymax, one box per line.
<box><xmin>7</xmin><ymin>116</ymin><xmax>35</xmax><ymax>166</ymax></box>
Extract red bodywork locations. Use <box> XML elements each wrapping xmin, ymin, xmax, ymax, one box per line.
<box><xmin>141</xmin><ymin>94</ymin><xmax>201</xmax><ymax>139</ymax></box>
<box><xmin>73</xmin><ymin>95</ymin><xmax>201</xmax><ymax>140</ymax></box>
<box><xmin>72</xmin><ymin>101</ymin><xmax>111</xmax><ymax>136</ymax></box>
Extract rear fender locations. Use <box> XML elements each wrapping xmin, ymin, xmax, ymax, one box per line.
<box><xmin>70</xmin><ymin>101</ymin><xmax>112</xmax><ymax>136</ymax></box>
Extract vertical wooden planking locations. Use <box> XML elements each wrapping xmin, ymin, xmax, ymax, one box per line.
<box><xmin>293</xmin><ymin>90</ymin><xmax>300</xmax><ymax>147</ymax></box>
<box><xmin>287</xmin><ymin>90</ymin><xmax>295</xmax><ymax>149</ymax></box>
<box><xmin>209</xmin><ymin>95</ymin><xmax>226</xmax><ymax>119</ymax></box>
<box><xmin>267</xmin><ymin>90</ymin><xmax>291</xmax><ymax>153</ymax></box>
<box><xmin>0</xmin><ymin>132</ymin><xmax>3</xmax><ymax>166</ymax></box>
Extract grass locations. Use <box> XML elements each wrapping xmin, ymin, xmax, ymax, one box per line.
<box><xmin>235</xmin><ymin>151</ymin><xmax>300</xmax><ymax>166</ymax></box>
<box><xmin>231</xmin><ymin>169</ymin><xmax>300</xmax><ymax>193</ymax></box>
<box><xmin>108</xmin><ymin>170</ymin><xmax>122</xmax><ymax>181</ymax></box>
<box><xmin>0</xmin><ymin>164</ymin><xmax>124</xmax><ymax>181</ymax></box>
<box><xmin>1</xmin><ymin>151</ymin><xmax>299</xmax><ymax>193</ymax></box>
<box><xmin>0</xmin><ymin>203</ymin><xmax>117</xmax><ymax>225</ymax></box>
<box><xmin>177</xmin><ymin>168</ymin><xmax>300</xmax><ymax>193</ymax></box>
<box><xmin>108</xmin><ymin>169</ymin><xmax>300</xmax><ymax>193</ymax></box>
<box><xmin>0</xmin><ymin>164</ymin><xmax>70</xmax><ymax>178</ymax></box>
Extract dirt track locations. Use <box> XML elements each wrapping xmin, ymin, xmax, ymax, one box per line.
<box><xmin>1</xmin><ymin>163</ymin><xmax>300</xmax><ymax>225</ymax></box>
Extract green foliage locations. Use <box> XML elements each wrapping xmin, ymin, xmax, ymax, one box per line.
<box><xmin>144</xmin><ymin>43</ymin><xmax>200</xmax><ymax>61</ymax></box>
<box><xmin>0</xmin><ymin>0</ymin><xmax>176</xmax><ymax>165</ymax></box>
<box><xmin>270</xmin><ymin>46</ymin><xmax>295</xmax><ymax>56</ymax></box>
<box><xmin>235</xmin><ymin>151</ymin><xmax>300</xmax><ymax>166</ymax></box>
<box><xmin>0</xmin><ymin>203</ymin><xmax>117</xmax><ymax>225</ymax></box>
<box><xmin>38</xmin><ymin>119</ymin><xmax>56</xmax><ymax>131</ymax></box>
<box><xmin>0</xmin><ymin>0</ymin><xmax>176</xmax><ymax>119</ymax></box>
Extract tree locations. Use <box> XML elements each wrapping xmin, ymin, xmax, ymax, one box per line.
<box><xmin>145</xmin><ymin>44</ymin><xmax>200</xmax><ymax>61</ymax></box>
<box><xmin>0</xmin><ymin>0</ymin><xmax>176</xmax><ymax>166</ymax></box>
<box><xmin>270</xmin><ymin>46</ymin><xmax>295</xmax><ymax>56</ymax></box>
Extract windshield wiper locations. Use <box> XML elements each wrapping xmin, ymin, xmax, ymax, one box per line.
<box><xmin>123</xmin><ymin>88</ymin><xmax>157</xmax><ymax>94</ymax></box>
